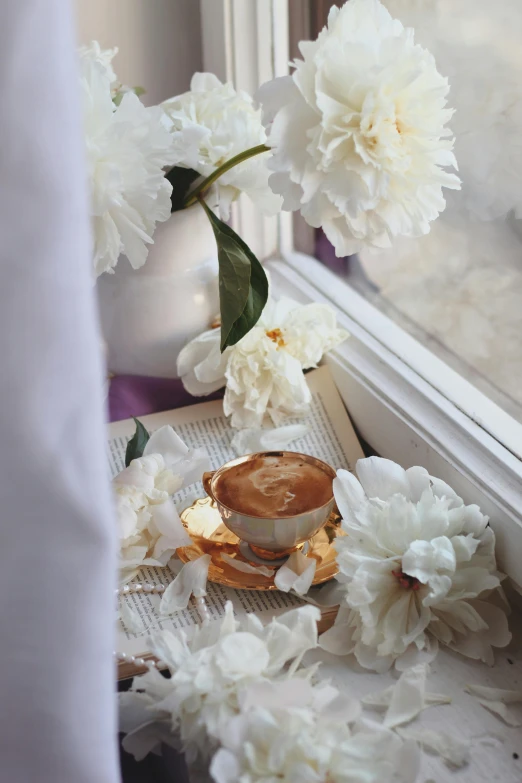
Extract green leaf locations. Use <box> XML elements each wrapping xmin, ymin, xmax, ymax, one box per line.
<box><xmin>200</xmin><ymin>200</ymin><xmax>264</xmax><ymax>351</ymax></box>
<box><xmin>165</xmin><ymin>167</ymin><xmax>202</xmax><ymax>213</ymax></box>
<box><xmin>224</xmin><ymin>249</ymin><xmax>268</xmax><ymax>349</ymax></box>
<box><xmin>125</xmin><ymin>417</ymin><xmax>150</xmax><ymax>467</ymax></box>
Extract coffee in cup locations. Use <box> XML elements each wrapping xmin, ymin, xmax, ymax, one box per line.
<box><xmin>203</xmin><ymin>451</ymin><xmax>335</xmax><ymax>558</ymax></box>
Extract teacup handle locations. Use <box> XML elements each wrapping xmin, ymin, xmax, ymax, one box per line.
<box><xmin>202</xmin><ymin>471</ymin><xmax>216</xmax><ymax>500</ymax></box>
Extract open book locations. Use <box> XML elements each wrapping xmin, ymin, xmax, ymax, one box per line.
<box><xmin>109</xmin><ymin>365</ymin><xmax>364</xmax><ymax>679</ymax></box>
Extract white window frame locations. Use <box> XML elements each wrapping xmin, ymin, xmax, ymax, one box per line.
<box><xmin>199</xmin><ymin>0</ymin><xmax>522</xmax><ymax>587</ymax></box>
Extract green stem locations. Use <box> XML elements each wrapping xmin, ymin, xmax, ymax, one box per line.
<box><xmin>183</xmin><ymin>144</ymin><xmax>270</xmax><ymax>207</ymax></box>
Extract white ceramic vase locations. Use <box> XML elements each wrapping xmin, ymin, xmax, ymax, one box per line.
<box><xmin>97</xmin><ymin>203</ymin><xmax>219</xmax><ymax>378</ymax></box>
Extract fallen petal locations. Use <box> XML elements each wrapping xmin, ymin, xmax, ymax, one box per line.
<box><xmin>274</xmin><ymin>549</ymin><xmax>317</xmax><ymax>595</ymax></box>
<box><xmin>230</xmin><ymin>424</ymin><xmax>309</xmax><ymax>456</ymax></box>
<box><xmin>159</xmin><ymin>555</ymin><xmax>211</xmax><ymax>615</ymax></box>
<box><xmin>220</xmin><ymin>553</ymin><xmax>273</xmax><ymax>577</ymax></box>
<box><xmin>119</xmin><ymin>601</ymin><xmax>149</xmax><ymax>635</ymax></box>
<box><xmin>384</xmin><ymin>663</ymin><xmax>432</xmax><ymax>728</ymax></box>
<box><xmin>397</xmin><ymin>727</ymin><xmax>470</xmax><ymax>768</ymax></box>
<box><xmin>476</xmin><ymin>699</ymin><xmax>521</xmax><ymax>727</ymax></box>
<box><xmin>465</xmin><ymin>684</ymin><xmax>522</xmax><ymax>703</ymax></box>
<box><xmin>363</xmin><ymin>687</ymin><xmax>450</xmax><ymax>712</ymax></box>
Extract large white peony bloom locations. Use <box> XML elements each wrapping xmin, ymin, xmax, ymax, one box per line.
<box><xmin>114</xmin><ymin>426</ymin><xmax>209</xmax><ymax>578</ymax></box>
<box><xmin>320</xmin><ymin>457</ymin><xmax>511</xmax><ymax>671</ymax></box>
<box><xmin>81</xmin><ymin>44</ymin><xmax>176</xmax><ymax>275</ymax></box>
<box><xmin>162</xmin><ymin>73</ymin><xmax>281</xmax><ymax>220</ymax></box>
<box><xmin>119</xmin><ymin>602</ymin><xmax>322</xmax><ymax>763</ymax></box>
<box><xmin>257</xmin><ymin>0</ymin><xmax>460</xmax><ymax>256</ymax></box>
<box><xmin>177</xmin><ymin>297</ymin><xmax>348</xmax><ymax>428</ymax></box>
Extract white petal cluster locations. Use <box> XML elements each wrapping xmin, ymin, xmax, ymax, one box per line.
<box><xmin>257</xmin><ymin>0</ymin><xmax>460</xmax><ymax>256</ymax></box>
<box><xmin>80</xmin><ymin>43</ymin><xmax>176</xmax><ymax>276</ymax></box>
<box><xmin>120</xmin><ymin>601</ymin><xmax>419</xmax><ymax>782</ymax></box>
<box><xmin>211</xmin><ymin>695</ymin><xmax>417</xmax><ymax>783</ymax></box>
<box><xmin>120</xmin><ymin>603</ymin><xmax>322</xmax><ymax>763</ymax></box>
<box><xmin>114</xmin><ymin>426</ymin><xmax>209</xmax><ymax>578</ymax></box>
<box><xmin>177</xmin><ymin>296</ymin><xmax>348</xmax><ymax>429</ymax></box>
<box><xmin>162</xmin><ymin>73</ymin><xmax>281</xmax><ymax>220</ymax></box>
<box><xmin>321</xmin><ymin>457</ymin><xmax>511</xmax><ymax>670</ymax></box>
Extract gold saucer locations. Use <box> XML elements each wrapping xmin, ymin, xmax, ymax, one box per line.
<box><xmin>178</xmin><ymin>496</ymin><xmax>343</xmax><ymax>590</ymax></box>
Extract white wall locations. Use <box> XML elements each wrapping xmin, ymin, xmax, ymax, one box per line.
<box><xmin>75</xmin><ymin>0</ymin><xmax>203</xmax><ymax>105</ymax></box>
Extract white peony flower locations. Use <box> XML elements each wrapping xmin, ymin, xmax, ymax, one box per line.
<box><xmin>162</xmin><ymin>72</ymin><xmax>281</xmax><ymax>220</ymax></box>
<box><xmin>211</xmin><ymin>684</ymin><xmax>419</xmax><ymax>783</ymax></box>
<box><xmin>257</xmin><ymin>0</ymin><xmax>460</xmax><ymax>257</ymax></box>
<box><xmin>114</xmin><ymin>426</ymin><xmax>209</xmax><ymax>578</ymax></box>
<box><xmin>119</xmin><ymin>602</ymin><xmax>322</xmax><ymax>763</ymax></box>
<box><xmin>320</xmin><ymin>457</ymin><xmax>511</xmax><ymax>671</ymax></box>
<box><xmin>80</xmin><ymin>45</ymin><xmax>176</xmax><ymax>275</ymax></box>
<box><xmin>177</xmin><ymin>296</ymin><xmax>348</xmax><ymax>428</ymax></box>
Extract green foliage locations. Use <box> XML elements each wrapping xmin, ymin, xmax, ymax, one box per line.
<box><xmin>165</xmin><ymin>166</ymin><xmax>202</xmax><ymax>213</ymax></box>
<box><xmin>200</xmin><ymin>200</ymin><xmax>268</xmax><ymax>351</ymax></box>
<box><xmin>125</xmin><ymin>417</ymin><xmax>150</xmax><ymax>467</ymax></box>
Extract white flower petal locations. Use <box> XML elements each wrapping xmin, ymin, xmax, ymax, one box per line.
<box><xmin>397</xmin><ymin>727</ymin><xmax>470</xmax><ymax>768</ymax></box>
<box><xmin>119</xmin><ymin>601</ymin><xmax>149</xmax><ymax>635</ymax></box>
<box><xmin>302</xmin><ymin>581</ymin><xmax>347</xmax><ymax>608</ymax></box>
<box><xmin>220</xmin><ymin>553</ymin><xmax>273</xmax><ymax>578</ymax></box>
<box><xmin>394</xmin><ymin>636</ymin><xmax>439</xmax><ymax>672</ymax></box>
<box><xmin>465</xmin><ymin>684</ymin><xmax>522</xmax><ymax>703</ymax></box>
<box><xmin>274</xmin><ymin>550</ymin><xmax>317</xmax><ymax>595</ymax></box>
<box><xmin>333</xmin><ymin>469</ymin><xmax>366</xmax><ymax>526</ymax></box>
<box><xmin>148</xmin><ymin>628</ymin><xmax>191</xmax><ymax>670</ymax></box>
<box><xmin>383</xmin><ymin>663</ymin><xmax>431</xmax><ymax>728</ymax></box>
<box><xmin>405</xmin><ymin>466</ymin><xmax>431</xmax><ymax>503</ymax></box>
<box><xmin>240</xmin><ymin>678</ymin><xmax>315</xmax><ymax>713</ymax></box>
<box><xmin>159</xmin><ymin>555</ymin><xmax>211</xmax><ymax>615</ymax></box>
<box><xmin>144</xmin><ymin>425</ymin><xmax>188</xmax><ymax>459</ymax></box>
<box><xmin>210</xmin><ymin>748</ymin><xmax>241</xmax><ymax>783</ymax></box>
<box><xmin>149</xmin><ymin>500</ymin><xmax>192</xmax><ymax>555</ymax></box>
<box><xmin>475</xmin><ymin>699</ymin><xmax>522</xmax><ymax>727</ymax></box>
<box><xmin>318</xmin><ymin>605</ymin><xmax>358</xmax><ymax>656</ymax></box>
<box><xmin>363</xmin><ymin>687</ymin><xmax>450</xmax><ymax>711</ymax></box>
<box><xmin>230</xmin><ymin>424</ymin><xmax>309</xmax><ymax>456</ymax></box>
<box><xmin>356</xmin><ymin>456</ymin><xmax>411</xmax><ymax>500</ymax></box>
<box><xmin>176</xmin><ymin>330</ymin><xmax>227</xmax><ymax>392</ymax></box>
<box><xmin>121</xmin><ymin>721</ymin><xmax>172</xmax><ymax>762</ymax></box>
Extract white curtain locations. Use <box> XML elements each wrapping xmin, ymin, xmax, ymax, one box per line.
<box><xmin>0</xmin><ymin>1</ymin><xmax>118</xmax><ymax>781</ymax></box>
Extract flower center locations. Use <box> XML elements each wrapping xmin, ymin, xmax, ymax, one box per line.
<box><xmin>392</xmin><ymin>569</ymin><xmax>421</xmax><ymax>591</ymax></box>
<box><xmin>266</xmin><ymin>328</ymin><xmax>286</xmax><ymax>348</ymax></box>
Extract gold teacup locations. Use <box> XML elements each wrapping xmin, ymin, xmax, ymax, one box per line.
<box><xmin>202</xmin><ymin>451</ymin><xmax>336</xmax><ymax>559</ymax></box>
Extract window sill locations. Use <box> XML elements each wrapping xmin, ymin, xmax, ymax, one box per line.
<box><xmin>268</xmin><ymin>256</ymin><xmax>522</xmax><ymax>589</ymax></box>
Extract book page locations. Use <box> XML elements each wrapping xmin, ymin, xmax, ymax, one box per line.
<box><xmin>110</xmin><ymin>366</ymin><xmax>358</xmax><ymax>677</ymax></box>
<box><xmin>108</xmin><ymin>365</ymin><xmax>364</xmax><ymax>479</ymax></box>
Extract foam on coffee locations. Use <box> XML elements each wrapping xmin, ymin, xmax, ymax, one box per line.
<box><xmin>213</xmin><ymin>454</ymin><xmax>333</xmax><ymax>518</ymax></box>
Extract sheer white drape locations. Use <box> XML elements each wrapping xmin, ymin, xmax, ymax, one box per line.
<box><xmin>0</xmin><ymin>1</ymin><xmax>118</xmax><ymax>781</ymax></box>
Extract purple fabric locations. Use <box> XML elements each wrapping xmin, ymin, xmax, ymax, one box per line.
<box><xmin>108</xmin><ymin>375</ymin><xmax>223</xmax><ymax>422</ymax></box>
